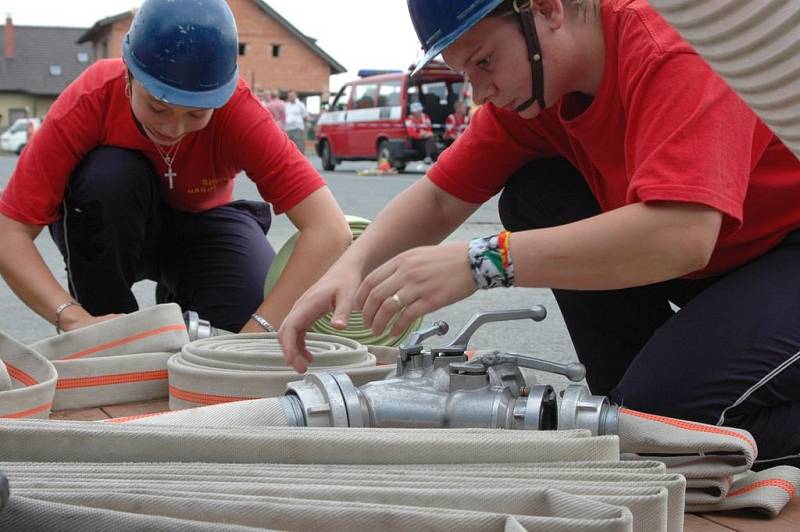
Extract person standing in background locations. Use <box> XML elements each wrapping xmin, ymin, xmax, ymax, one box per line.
<box><xmin>285</xmin><ymin>91</ymin><xmax>308</xmax><ymax>153</ymax></box>
<box><xmin>265</xmin><ymin>89</ymin><xmax>286</xmax><ymax>131</ymax></box>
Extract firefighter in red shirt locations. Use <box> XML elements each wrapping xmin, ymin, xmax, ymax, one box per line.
<box><xmin>405</xmin><ymin>101</ymin><xmax>436</xmax><ymax>164</ymax></box>
<box><xmin>281</xmin><ymin>0</ymin><xmax>800</xmax><ymax>468</ymax></box>
<box><xmin>0</xmin><ymin>0</ymin><xmax>350</xmax><ymax>335</ymax></box>
<box><xmin>443</xmin><ymin>100</ymin><xmax>470</xmax><ymax>146</ymax></box>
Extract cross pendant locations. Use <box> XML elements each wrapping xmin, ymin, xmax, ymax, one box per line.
<box><xmin>164</xmin><ymin>166</ymin><xmax>177</xmax><ymax>189</ymax></box>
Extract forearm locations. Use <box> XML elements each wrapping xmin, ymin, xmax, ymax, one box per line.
<box><xmin>252</xmin><ymin>224</ymin><xmax>351</xmax><ymax>328</ymax></box>
<box><xmin>0</xmin><ymin>217</ymin><xmax>91</xmax><ymax>326</ymax></box>
<box><xmin>345</xmin><ymin>177</ymin><xmax>477</xmax><ymax>275</ymax></box>
<box><xmin>512</xmin><ymin>202</ymin><xmax>722</xmax><ymax>290</ymax></box>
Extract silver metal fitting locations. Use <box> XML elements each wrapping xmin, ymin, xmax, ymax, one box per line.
<box><xmin>183</xmin><ymin>311</ymin><xmax>216</xmax><ymax>341</ymax></box>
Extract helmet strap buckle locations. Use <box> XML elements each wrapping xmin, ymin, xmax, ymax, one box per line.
<box><xmin>513</xmin><ymin>0</ymin><xmax>546</xmax><ymax>112</ymax></box>
<box><xmin>512</xmin><ymin>0</ymin><xmax>534</xmax><ymax>14</ymax></box>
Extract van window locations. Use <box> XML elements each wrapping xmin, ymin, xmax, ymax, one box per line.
<box><xmin>331</xmin><ymin>85</ymin><xmax>352</xmax><ymax>111</ymax></box>
<box><xmin>421</xmin><ymin>82</ymin><xmax>448</xmax><ymax>104</ymax></box>
<box><xmin>9</xmin><ymin>122</ymin><xmax>28</xmax><ymax>134</ymax></box>
<box><xmin>354</xmin><ymin>83</ymin><xmax>378</xmax><ymax>109</ymax></box>
<box><xmin>377</xmin><ymin>80</ymin><xmax>402</xmax><ymax>107</ymax></box>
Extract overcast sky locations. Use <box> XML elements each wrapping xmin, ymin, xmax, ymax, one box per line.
<box><xmin>3</xmin><ymin>0</ymin><xmax>424</xmax><ymax>94</ymax></box>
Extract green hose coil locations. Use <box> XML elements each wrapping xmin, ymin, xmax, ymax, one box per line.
<box><xmin>265</xmin><ymin>215</ymin><xmax>423</xmax><ymax>346</ymax></box>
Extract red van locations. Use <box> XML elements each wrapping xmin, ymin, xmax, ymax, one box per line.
<box><xmin>315</xmin><ymin>62</ymin><xmax>467</xmax><ymax>172</ymax></box>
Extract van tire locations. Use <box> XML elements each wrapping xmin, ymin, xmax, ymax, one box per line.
<box><xmin>378</xmin><ymin>141</ymin><xmax>405</xmax><ymax>173</ymax></box>
<box><xmin>320</xmin><ymin>140</ymin><xmax>336</xmax><ymax>171</ymax></box>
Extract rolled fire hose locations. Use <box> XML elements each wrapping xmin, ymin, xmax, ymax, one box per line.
<box><xmin>649</xmin><ymin>0</ymin><xmax>800</xmax><ymax>160</ymax></box>
<box><xmin>264</xmin><ymin>215</ymin><xmax>424</xmax><ymax>346</ymax></box>
<box><xmin>166</xmin><ymin>333</ymin><xmax>396</xmax><ymax>410</ymax></box>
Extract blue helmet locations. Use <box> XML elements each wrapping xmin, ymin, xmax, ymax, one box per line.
<box><xmin>407</xmin><ymin>0</ymin><xmax>545</xmax><ymax>111</ymax></box>
<box><xmin>123</xmin><ymin>0</ymin><xmax>239</xmax><ymax>109</ymax></box>
<box><xmin>408</xmin><ymin>0</ymin><xmax>503</xmax><ymax>77</ymax></box>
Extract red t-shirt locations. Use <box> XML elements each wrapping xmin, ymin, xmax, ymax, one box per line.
<box><xmin>430</xmin><ymin>0</ymin><xmax>800</xmax><ymax>278</ymax></box>
<box><xmin>444</xmin><ymin>112</ymin><xmax>469</xmax><ymax>140</ymax></box>
<box><xmin>1</xmin><ymin>59</ymin><xmax>325</xmax><ymax>225</ymax></box>
<box><xmin>405</xmin><ymin>113</ymin><xmax>433</xmax><ymax>139</ymax></box>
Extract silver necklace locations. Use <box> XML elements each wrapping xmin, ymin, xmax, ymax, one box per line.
<box><xmin>152</xmin><ymin>140</ymin><xmax>182</xmax><ymax>189</ymax></box>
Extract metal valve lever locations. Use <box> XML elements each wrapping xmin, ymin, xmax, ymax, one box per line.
<box><xmin>400</xmin><ymin>321</ymin><xmax>449</xmax><ymax>354</ymax></box>
<box><xmin>445</xmin><ymin>307</ymin><xmax>547</xmax><ymax>349</ymax></box>
<box><xmin>469</xmin><ymin>351</ymin><xmax>586</xmax><ymax>382</ymax></box>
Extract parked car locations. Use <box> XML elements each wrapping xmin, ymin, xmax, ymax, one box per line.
<box><xmin>0</xmin><ymin>118</ymin><xmax>41</xmax><ymax>155</ymax></box>
<box><xmin>315</xmin><ymin>62</ymin><xmax>467</xmax><ymax>172</ymax></box>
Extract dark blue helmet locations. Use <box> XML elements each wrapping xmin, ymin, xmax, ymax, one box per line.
<box><xmin>408</xmin><ymin>0</ymin><xmax>503</xmax><ymax>76</ymax></box>
<box><xmin>122</xmin><ymin>0</ymin><xmax>239</xmax><ymax>109</ymax></box>
<box><xmin>407</xmin><ymin>0</ymin><xmax>545</xmax><ymax>111</ymax></box>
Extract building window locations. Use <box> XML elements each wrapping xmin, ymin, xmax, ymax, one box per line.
<box><xmin>271</xmin><ymin>44</ymin><xmax>282</xmax><ymax>58</ymax></box>
<box><xmin>101</xmin><ymin>39</ymin><xmax>109</xmax><ymax>59</ymax></box>
<box><xmin>239</xmin><ymin>43</ymin><xmax>247</xmax><ymax>56</ymax></box>
<box><xmin>49</xmin><ymin>65</ymin><xmax>63</xmax><ymax>76</ymax></box>
<box><xmin>77</xmin><ymin>51</ymin><xmax>90</xmax><ymax>63</ymax></box>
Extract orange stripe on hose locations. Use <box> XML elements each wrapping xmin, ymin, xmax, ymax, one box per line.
<box><xmin>62</xmin><ymin>324</ymin><xmax>187</xmax><ymax>360</ymax></box>
<box><xmin>56</xmin><ymin>370</ymin><xmax>168</xmax><ymax>389</ymax></box>
<box><xmin>105</xmin><ymin>411</ymin><xmax>172</xmax><ymax>423</ymax></box>
<box><xmin>620</xmin><ymin>407</ymin><xmax>757</xmax><ymax>454</ymax></box>
<box><xmin>169</xmin><ymin>384</ymin><xmax>257</xmax><ymax>405</ymax></box>
<box><xmin>729</xmin><ymin>479</ymin><xmax>796</xmax><ymax>498</ymax></box>
<box><xmin>4</xmin><ymin>363</ymin><xmax>38</xmax><ymax>386</ymax></box>
<box><xmin>1</xmin><ymin>401</ymin><xmax>53</xmax><ymax>418</ymax></box>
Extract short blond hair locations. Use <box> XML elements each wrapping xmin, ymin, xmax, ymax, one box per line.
<box><xmin>491</xmin><ymin>0</ymin><xmax>598</xmax><ymax>21</ymax></box>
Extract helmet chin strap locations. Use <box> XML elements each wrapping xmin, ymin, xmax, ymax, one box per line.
<box><xmin>513</xmin><ymin>0</ymin><xmax>545</xmax><ymax>112</ymax></box>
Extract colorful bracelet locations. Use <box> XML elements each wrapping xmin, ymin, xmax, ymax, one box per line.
<box><xmin>467</xmin><ymin>230</ymin><xmax>515</xmax><ymax>289</ymax></box>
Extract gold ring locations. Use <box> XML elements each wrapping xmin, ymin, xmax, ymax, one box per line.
<box><xmin>391</xmin><ymin>293</ymin><xmax>405</xmax><ymax>309</ymax></box>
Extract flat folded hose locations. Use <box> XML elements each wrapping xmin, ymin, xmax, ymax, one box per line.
<box><xmin>265</xmin><ymin>215</ymin><xmax>423</xmax><ymax>346</ymax></box>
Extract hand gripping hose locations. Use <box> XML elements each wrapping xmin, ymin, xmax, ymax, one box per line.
<box><xmin>264</xmin><ymin>215</ymin><xmax>424</xmax><ymax>346</ymax></box>
<box><xmin>0</xmin><ymin>304</ymin><xmax>187</xmax><ymax>418</ymax></box>
<box><xmin>649</xmin><ymin>0</ymin><xmax>800</xmax><ymax>160</ymax></box>
<box><xmin>29</xmin><ymin>304</ymin><xmax>189</xmax><ymax>410</ymax></box>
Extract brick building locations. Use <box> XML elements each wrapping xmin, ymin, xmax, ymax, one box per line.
<box><xmin>77</xmin><ymin>0</ymin><xmax>345</xmax><ymax>102</ymax></box>
<box><xmin>0</xmin><ymin>17</ymin><xmax>93</xmax><ymax>128</ymax></box>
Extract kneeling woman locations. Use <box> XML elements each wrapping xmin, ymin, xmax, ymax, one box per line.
<box><xmin>0</xmin><ymin>0</ymin><xmax>351</xmax><ymax>334</ymax></box>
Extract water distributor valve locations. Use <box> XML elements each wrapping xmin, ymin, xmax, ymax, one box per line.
<box><xmin>282</xmin><ymin>308</ymin><xmax>619</xmax><ymax>436</ymax></box>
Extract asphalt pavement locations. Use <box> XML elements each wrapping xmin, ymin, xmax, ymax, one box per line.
<box><xmin>0</xmin><ymin>152</ymin><xmax>581</xmax><ymax>387</ymax></box>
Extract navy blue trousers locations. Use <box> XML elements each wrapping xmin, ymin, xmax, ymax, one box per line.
<box><xmin>498</xmin><ymin>158</ymin><xmax>800</xmax><ymax>468</ymax></box>
<box><xmin>49</xmin><ymin>146</ymin><xmax>275</xmax><ymax>332</ymax></box>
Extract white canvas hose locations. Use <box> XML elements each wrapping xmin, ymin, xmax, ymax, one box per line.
<box><xmin>167</xmin><ymin>333</ymin><xmax>395</xmax><ymax>409</ymax></box>
<box><xmin>0</xmin><ymin>303</ymin><xmax>395</xmax><ymax>417</ymax></box>
<box><xmin>0</xmin><ymin>332</ymin><xmax>57</xmax><ymax>419</ymax></box>
<box><xmin>649</xmin><ymin>0</ymin><xmax>800</xmax><ymax>159</ymax></box>
<box><xmin>0</xmin><ymin>424</ymin><xmax>644</xmax><ymax>531</ymax></box>
<box><xmin>29</xmin><ymin>303</ymin><xmax>189</xmax><ymax>410</ymax></box>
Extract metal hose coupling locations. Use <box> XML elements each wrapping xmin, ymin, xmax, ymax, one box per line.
<box><xmin>183</xmin><ymin>311</ymin><xmax>217</xmax><ymax>341</ymax></box>
<box><xmin>283</xmin><ymin>308</ymin><xmax>619</xmax><ymax>435</ymax></box>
